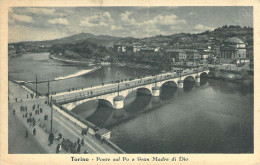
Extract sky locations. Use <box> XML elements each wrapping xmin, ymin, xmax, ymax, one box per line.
<box><xmin>8</xmin><ymin>6</ymin><xmax>253</xmax><ymax>43</ymax></box>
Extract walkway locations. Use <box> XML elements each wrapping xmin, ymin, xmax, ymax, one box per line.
<box><xmin>8</xmin><ymin>81</ymin><xmax>118</xmax><ymax>154</ymax></box>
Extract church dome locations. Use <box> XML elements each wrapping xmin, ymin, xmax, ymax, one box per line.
<box><xmin>224</xmin><ymin>37</ymin><xmax>244</xmax><ymax>44</ymax></box>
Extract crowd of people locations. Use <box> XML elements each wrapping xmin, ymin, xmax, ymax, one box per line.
<box><xmin>12</xmin><ymin>92</ymin><xmax>92</xmax><ymax>154</ymax></box>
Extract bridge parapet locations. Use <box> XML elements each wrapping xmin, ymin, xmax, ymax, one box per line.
<box><xmin>54</xmin><ymin>68</ymin><xmax>210</xmax><ymax>110</ymax></box>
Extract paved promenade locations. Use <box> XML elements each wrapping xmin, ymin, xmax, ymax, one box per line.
<box><xmin>8</xmin><ymin>81</ymin><xmax>117</xmax><ymax>154</ymax></box>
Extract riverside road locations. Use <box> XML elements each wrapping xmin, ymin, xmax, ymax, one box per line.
<box><xmin>8</xmin><ymin>81</ymin><xmax>117</xmax><ymax>154</ymax></box>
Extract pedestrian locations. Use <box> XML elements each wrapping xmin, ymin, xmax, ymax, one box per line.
<box><xmin>25</xmin><ymin>130</ymin><xmax>28</xmax><ymax>138</ymax></box>
<box><xmin>15</xmin><ymin>98</ymin><xmax>17</xmax><ymax>102</ymax></box>
<box><xmin>56</xmin><ymin>144</ymin><xmax>61</xmax><ymax>153</ymax></box>
<box><xmin>49</xmin><ymin>133</ymin><xmax>54</xmax><ymax>146</ymax></box>
<box><xmin>81</xmin><ymin>139</ymin><xmax>84</xmax><ymax>146</ymax></box>
<box><xmin>77</xmin><ymin>138</ymin><xmax>80</xmax><ymax>144</ymax></box>
<box><xmin>58</xmin><ymin>133</ymin><xmax>62</xmax><ymax>140</ymax></box>
<box><xmin>77</xmin><ymin>144</ymin><xmax>81</xmax><ymax>153</ymax></box>
<box><xmin>86</xmin><ymin>127</ymin><xmax>89</xmax><ymax>135</ymax></box>
<box><xmin>13</xmin><ymin>109</ymin><xmax>15</xmax><ymax>115</ymax></box>
<box><xmin>33</xmin><ymin>128</ymin><xmax>36</xmax><ymax>136</ymax></box>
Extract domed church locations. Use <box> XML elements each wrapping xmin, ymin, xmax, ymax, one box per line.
<box><xmin>220</xmin><ymin>37</ymin><xmax>247</xmax><ymax>64</ymax></box>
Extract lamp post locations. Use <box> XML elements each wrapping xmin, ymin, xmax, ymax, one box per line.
<box><xmin>176</xmin><ymin>69</ymin><xmax>183</xmax><ymax>80</ymax></box>
<box><xmin>100</xmin><ymin>66</ymin><xmax>104</xmax><ymax>86</ymax></box>
<box><xmin>35</xmin><ymin>75</ymin><xmax>38</xmax><ymax>96</ymax></box>
<box><xmin>117</xmin><ymin>72</ymin><xmax>120</xmax><ymax>96</ymax></box>
<box><xmin>196</xmin><ymin>61</ymin><xmax>199</xmax><ymax>76</ymax></box>
<box><xmin>47</xmin><ymin>80</ymin><xmax>50</xmax><ymax>105</ymax></box>
<box><xmin>50</xmin><ymin>96</ymin><xmax>53</xmax><ymax>134</ymax></box>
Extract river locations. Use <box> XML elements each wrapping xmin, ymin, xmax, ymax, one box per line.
<box><xmin>9</xmin><ymin>52</ymin><xmax>254</xmax><ymax>153</ymax></box>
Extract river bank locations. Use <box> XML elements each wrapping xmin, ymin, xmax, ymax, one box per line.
<box><xmin>208</xmin><ymin>69</ymin><xmax>253</xmax><ymax>87</ymax></box>
<box><xmin>50</xmin><ymin>53</ymin><xmax>161</xmax><ymax>71</ymax></box>
<box><xmin>49</xmin><ymin>54</ymin><xmax>95</xmax><ymax>65</ymax></box>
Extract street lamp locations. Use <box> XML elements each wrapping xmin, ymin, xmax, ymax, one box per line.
<box><xmin>100</xmin><ymin>66</ymin><xmax>104</xmax><ymax>86</ymax></box>
<box><xmin>35</xmin><ymin>75</ymin><xmax>38</xmax><ymax>97</ymax></box>
<box><xmin>176</xmin><ymin>69</ymin><xmax>183</xmax><ymax>80</ymax></box>
<box><xmin>117</xmin><ymin>72</ymin><xmax>120</xmax><ymax>96</ymax></box>
<box><xmin>196</xmin><ymin>61</ymin><xmax>199</xmax><ymax>76</ymax></box>
<box><xmin>50</xmin><ymin>96</ymin><xmax>53</xmax><ymax>134</ymax></box>
<box><xmin>47</xmin><ymin>80</ymin><xmax>50</xmax><ymax>105</ymax></box>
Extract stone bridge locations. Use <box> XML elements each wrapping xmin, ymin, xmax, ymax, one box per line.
<box><xmin>53</xmin><ymin>68</ymin><xmax>210</xmax><ymax>110</ymax></box>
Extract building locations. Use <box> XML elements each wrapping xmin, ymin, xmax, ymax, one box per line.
<box><xmin>246</xmin><ymin>45</ymin><xmax>254</xmax><ymax>60</ymax></box>
<box><xmin>220</xmin><ymin>37</ymin><xmax>247</xmax><ymax>64</ymax></box>
<box><xmin>133</xmin><ymin>45</ymin><xmax>141</xmax><ymax>52</ymax></box>
<box><xmin>166</xmin><ymin>49</ymin><xmax>186</xmax><ymax>61</ymax></box>
<box><xmin>113</xmin><ymin>44</ymin><xmax>127</xmax><ymax>52</ymax></box>
<box><xmin>185</xmin><ymin>49</ymin><xmax>200</xmax><ymax>61</ymax></box>
<box><xmin>211</xmin><ymin>46</ymin><xmax>221</xmax><ymax>58</ymax></box>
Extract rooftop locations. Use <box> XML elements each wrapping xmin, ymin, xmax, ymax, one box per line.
<box><xmin>224</xmin><ymin>37</ymin><xmax>244</xmax><ymax>44</ymax></box>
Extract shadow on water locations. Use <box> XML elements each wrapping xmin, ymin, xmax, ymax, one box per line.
<box><xmin>125</xmin><ymin>88</ymin><xmax>152</xmax><ymax>113</ymax></box>
<box><xmin>73</xmin><ymin>77</ymin><xmax>215</xmax><ymax>129</ymax></box>
<box><xmin>160</xmin><ymin>81</ymin><xmax>177</xmax><ymax>101</ymax></box>
<box><xmin>77</xmin><ymin>88</ymin><xmax>153</xmax><ymax>129</ymax></box>
<box><xmin>86</xmin><ymin>100</ymin><xmax>114</xmax><ymax>127</ymax></box>
<box><xmin>183</xmin><ymin>76</ymin><xmax>195</xmax><ymax>92</ymax></box>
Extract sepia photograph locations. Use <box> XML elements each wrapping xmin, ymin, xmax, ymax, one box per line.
<box><xmin>6</xmin><ymin>5</ymin><xmax>254</xmax><ymax>156</ymax></box>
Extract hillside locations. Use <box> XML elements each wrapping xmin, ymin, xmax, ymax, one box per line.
<box><xmin>8</xmin><ymin>25</ymin><xmax>253</xmax><ymax>59</ymax></box>
<box><xmin>10</xmin><ymin>33</ymin><xmax>122</xmax><ymax>47</ymax></box>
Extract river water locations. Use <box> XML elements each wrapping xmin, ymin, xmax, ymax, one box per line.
<box><xmin>9</xmin><ymin>52</ymin><xmax>254</xmax><ymax>153</ymax></box>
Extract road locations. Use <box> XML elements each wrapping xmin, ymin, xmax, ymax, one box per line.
<box><xmin>8</xmin><ymin>102</ymin><xmax>47</xmax><ymax>154</ymax></box>
<box><xmin>52</xmin><ymin>67</ymin><xmax>208</xmax><ymax>104</ymax></box>
<box><xmin>8</xmin><ymin>81</ymin><xmax>118</xmax><ymax>154</ymax></box>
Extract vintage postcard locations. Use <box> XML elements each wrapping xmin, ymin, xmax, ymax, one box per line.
<box><xmin>1</xmin><ymin>0</ymin><xmax>259</xmax><ymax>164</ymax></box>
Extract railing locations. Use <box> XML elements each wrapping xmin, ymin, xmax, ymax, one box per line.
<box><xmin>55</xmin><ymin>68</ymin><xmax>209</xmax><ymax>105</ymax></box>
<box><xmin>53</xmin><ymin>101</ymin><xmax>126</xmax><ymax>153</ymax></box>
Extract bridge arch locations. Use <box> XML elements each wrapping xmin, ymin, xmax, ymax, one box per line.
<box><xmin>160</xmin><ymin>80</ymin><xmax>178</xmax><ymax>88</ymax></box>
<box><xmin>135</xmin><ymin>87</ymin><xmax>152</xmax><ymax>95</ymax></box>
<box><xmin>183</xmin><ymin>75</ymin><xmax>195</xmax><ymax>82</ymax></box>
<box><xmin>123</xmin><ymin>86</ymin><xmax>152</xmax><ymax>105</ymax></box>
<box><xmin>70</xmin><ymin>98</ymin><xmax>113</xmax><ymax>119</ymax></box>
<box><xmin>71</xmin><ymin>98</ymin><xmax>113</xmax><ymax>109</ymax></box>
<box><xmin>124</xmin><ymin>87</ymin><xmax>152</xmax><ymax>111</ymax></box>
<box><xmin>200</xmin><ymin>72</ymin><xmax>208</xmax><ymax>78</ymax></box>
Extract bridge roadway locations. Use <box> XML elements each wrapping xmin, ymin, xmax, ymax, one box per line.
<box><xmin>52</xmin><ymin>67</ymin><xmax>209</xmax><ymax>110</ymax></box>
